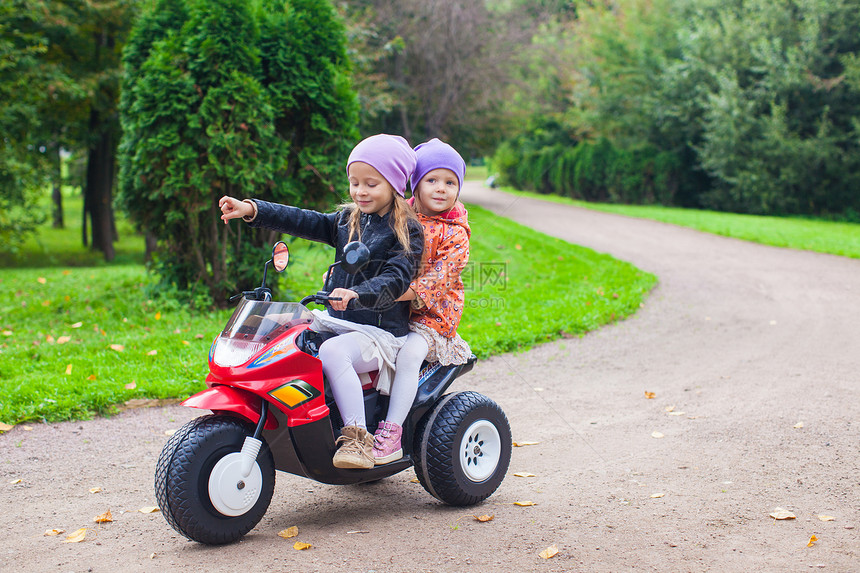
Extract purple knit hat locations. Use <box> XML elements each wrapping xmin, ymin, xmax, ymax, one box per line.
<box><xmin>410</xmin><ymin>138</ymin><xmax>467</xmax><ymax>192</ymax></box>
<box><xmin>347</xmin><ymin>134</ymin><xmax>417</xmax><ymax>197</ymax></box>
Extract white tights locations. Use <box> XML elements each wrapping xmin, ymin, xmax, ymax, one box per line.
<box><xmin>318</xmin><ymin>332</ymin><xmax>380</xmax><ymax>429</ymax></box>
<box><xmin>317</xmin><ymin>331</ymin><xmax>429</xmax><ymax>430</ymax></box>
<box><xmin>387</xmin><ymin>331</ymin><xmax>429</xmax><ymax>426</ymax></box>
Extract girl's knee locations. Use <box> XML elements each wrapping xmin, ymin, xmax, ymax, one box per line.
<box><xmin>318</xmin><ymin>337</ymin><xmax>346</xmax><ymax>366</ymax></box>
<box><xmin>397</xmin><ymin>336</ymin><xmax>429</xmax><ymax>366</ymax></box>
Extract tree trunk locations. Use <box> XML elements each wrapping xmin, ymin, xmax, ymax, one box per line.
<box><xmin>84</xmin><ymin>108</ymin><xmax>116</xmax><ymax>262</ymax></box>
<box><xmin>144</xmin><ymin>232</ymin><xmax>157</xmax><ymax>263</ymax></box>
<box><xmin>51</xmin><ymin>143</ymin><xmax>64</xmax><ymax>229</ymax></box>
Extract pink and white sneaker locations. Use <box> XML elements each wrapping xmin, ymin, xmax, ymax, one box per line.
<box><xmin>372</xmin><ymin>421</ymin><xmax>403</xmax><ymax>465</ymax></box>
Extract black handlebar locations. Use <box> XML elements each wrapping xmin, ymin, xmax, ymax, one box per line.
<box><xmin>299</xmin><ymin>291</ymin><xmax>360</xmax><ymax>310</ymax></box>
<box><xmin>229</xmin><ymin>287</ymin><xmax>272</xmax><ymax>302</ymax></box>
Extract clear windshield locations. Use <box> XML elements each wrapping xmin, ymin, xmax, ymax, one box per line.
<box><xmin>213</xmin><ymin>300</ymin><xmax>313</xmax><ymax>367</ymax></box>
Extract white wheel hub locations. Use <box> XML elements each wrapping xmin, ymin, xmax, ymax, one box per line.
<box><xmin>459</xmin><ymin>419</ymin><xmax>501</xmax><ymax>482</ymax></box>
<box><xmin>208</xmin><ymin>453</ymin><xmax>263</xmax><ymax>517</ymax></box>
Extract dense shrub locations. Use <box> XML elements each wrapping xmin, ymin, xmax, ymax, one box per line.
<box><xmin>491</xmin><ymin>0</ymin><xmax>860</xmax><ymax>218</ymax></box>
<box><xmin>491</xmin><ymin>136</ymin><xmax>682</xmax><ymax>206</ymax></box>
<box><xmin>118</xmin><ymin>0</ymin><xmax>358</xmax><ymax>306</ymax></box>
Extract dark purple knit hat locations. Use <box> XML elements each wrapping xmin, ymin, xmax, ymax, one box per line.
<box><xmin>410</xmin><ymin>138</ymin><xmax>467</xmax><ymax>191</ymax></box>
<box><xmin>347</xmin><ymin>134</ymin><xmax>417</xmax><ymax>197</ymax></box>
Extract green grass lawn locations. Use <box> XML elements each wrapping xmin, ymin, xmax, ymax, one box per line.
<box><xmin>495</xmin><ymin>187</ymin><xmax>860</xmax><ymax>259</ymax></box>
<box><xmin>0</xmin><ymin>199</ymin><xmax>655</xmax><ymax>425</ymax></box>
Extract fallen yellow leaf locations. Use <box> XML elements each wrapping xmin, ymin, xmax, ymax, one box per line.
<box><xmin>89</xmin><ymin>487</ymin><xmax>101</xmax><ymax>494</ymax></box>
<box><xmin>94</xmin><ymin>509</ymin><xmax>113</xmax><ymax>523</ymax></box>
<box><xmin>109</xmin><ymin>344</ymin><xmax>124</xmax><ymax>352</ymax></box>
<box><xmin>651</xmin><ymin>431</ymin><xmax>664</xmax><ymax>439</ymax></box>
<box><xmin>63</xmin><ymin>528</ymin><xmax>88</xmax><ymax>543</ymax></box>
<box><xmin>146</xmin><ymin>350</ymin><xmax>157</xmax><ymax>356</ymax></box>
<box><xmin>410</xmin><ymin>478</ymin><xmax>419</xmax><ymax>483</ymax></box>
<box><xmin>539</xmin><ymin>545</ymin><xmax>559</xmax><ymax>559</ymax></box>
<box><xmin>1</xmin><ymin>330</ymin><xmax>12</xmax><ymax>336</ymax></box>
<box><xmin>474</xmin><ymin>514</ymin><xmax>494</xmax><ymax>522</ymax></box>
<box><xmin>807</xmin><ymin>534</ymin><xmax>818</xmax><ymax>547</ymax></box>
<box><xmin>513</xmin><ymin>472</ymin><xmax>536</xmax><ymax>478</ymax></box>
<box><xmin>818</xmin><ymin>515</ymin><xmax>836</xmax><ymax>522</ymax></box>
<box><xmin>665</xmin><ymin>405</ymin><xmax>675</xmax><ymax>412</ymax></box>
<box><xmin>645</xmin><ymin>391</ymin><xmax>656</xmax><ymax>399</ymax></box>
<box><xmin>155</xmin><ymin>312</ymin><xmax>161</xmax><ymax>320</ymax></box>
<box><xmin>10</xmin><ymin>478</ymin><xmax>22</xmax><ymax>484</ymax></box>
<box><xmin>87</xmin><ymin>375</ymin><xmax>97</xmax><ymax>381</ymax></box>
<box><xmin>650</xmin><ymin>492</ymin><xmax>665</xmax><ymax>498</ymax></box>
<box><xmin>44</xmin><ymin>529</ymin><xmax>65</xmax><ymax>536</ymax></box>
<box><xmin>125</xmin><ymin>381</ymin><xmax>137</xmax><ymax>390</ymax></box>
<box><xmin>21</xmin><ymin>425</ymin><xmax>32</xmax><ymax>431</ymax></box>
<box><xmin>65</xmin><ymin>364</ymin><xmax>73</xmax><ymax>375</ymax></box>
<box><xmin>181</xmin><ymin>340</ymin><xmax>189</xmax><ymax>345</ymax></box>
<box><xmin>0</xmin><ymin>422</ymin><xmax>14</xmax><ymax>432</ymax></box>
<box><xmin>793</xmin><ymin>421</ymin><xmax>804</xmax><ymax>429</ymax></box>
<box><xmin>70</xmin><ymin>322</ymin><xmax>83</xmax><ymax>329</ymax></box>
<box><xmin>769</xmin><ymin>508</ymin><xmax>796</xmax><ymax>520</ymax></box>
<box><xmin>37</xmin><ymin>277</ymin><xmax>46</xmax><ymax>284</ymax></box>
<box><xmin>56</xmin><ymin>336</ymin><xmax>70</xmax><ymax>344</ymax></box>
<box><xmin>512</xmin><ymin>441</ymin><xmax>539</xmax><ymax>447</ymax></box>
<box><xmin>513</xmin><ymin>501</ymin><xmax>537</xmax><ymax>506</ymax></box>
<box><xmin>293</xmin><ymin>541</ymin><xmax>312</xmax><ymax>550</ymax></box>
<box><xmin>139</xmin><ymin>506</ymin><xmax>160</xmax><ymax>513</ymax></box>
<box><xmin>278</xmin><ymin>526</ymin><xmax>299</xmax><ymax>539</ymax></box>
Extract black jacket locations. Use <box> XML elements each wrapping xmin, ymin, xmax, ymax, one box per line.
<box><xmin>250</xmin><ymin>199</ymin><xmax>424</xmax><ymax>337</ymax></box>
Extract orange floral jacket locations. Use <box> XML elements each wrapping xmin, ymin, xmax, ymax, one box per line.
<box><xmin>407</xmin><ymin>199</ymin><xmax>471</xmax><ymax>338</ymax></box>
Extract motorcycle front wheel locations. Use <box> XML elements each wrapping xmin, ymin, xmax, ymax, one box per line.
<box><xmin>155</xmin><ymin>414</ymin><xmax>275</xmax><ymax>545</ymax></box>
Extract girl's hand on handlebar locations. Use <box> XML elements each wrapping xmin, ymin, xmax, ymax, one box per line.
<box><xmin>329</xmin><ymin>288</ymin><xmax>358</xmax><ymax>311</ymax></box>
<box><xmin>219</xmin><ymin>196</ymin><xmax>254</xmax><ymax>223</ymax></box>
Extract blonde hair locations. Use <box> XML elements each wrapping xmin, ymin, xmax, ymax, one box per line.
<box><xmin>340</xmin><ymin>194</ymin><xmax>419</xmax><ymax>254</ymax></box>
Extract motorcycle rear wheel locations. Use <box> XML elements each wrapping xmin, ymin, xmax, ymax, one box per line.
<box><xmin>155</xmin><ymin>414</ymin><xmax>275</xmax><ymax>545</ymax></box>
<box><xmin>414</xmin><ymin>391</ymin><xmax>512</xmax><ymax>506</ymax></box>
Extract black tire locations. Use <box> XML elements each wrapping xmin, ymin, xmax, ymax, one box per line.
<box><xmin>154</xmin><ymin>415</ymin><xmax>275</xmax><ymax>545</ymax></box>
<box><xmin>414</xmin><ymin>391</ymin><xmax>512</xmax><ymax>506</ymax></box>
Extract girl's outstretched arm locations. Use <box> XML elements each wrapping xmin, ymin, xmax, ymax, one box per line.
<box><xmin>249</xmin><ymin>200</ymin><xmax>340</xmax><ymax>248</ymax></box>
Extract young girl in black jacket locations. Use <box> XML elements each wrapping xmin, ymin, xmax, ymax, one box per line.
<box><xmin>219</xmin><ymin>134</ymin><xmax>423</xmax><ymax>469</ymax></box>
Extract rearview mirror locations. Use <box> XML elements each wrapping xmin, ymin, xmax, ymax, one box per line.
<box><xmin>272</xmin><ymin>241</ymin><xmax>290</xmax><ymax>272</ymax></box>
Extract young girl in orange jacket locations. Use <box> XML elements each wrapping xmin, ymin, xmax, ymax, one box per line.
<box><xmin>373</xmin><ymin>138</ymin><xmax>473</xmax><ymax>464</ymax></box>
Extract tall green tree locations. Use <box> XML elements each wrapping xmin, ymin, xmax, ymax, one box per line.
<box><xmin>0</xmin><ymin>1</ymin><xmax>52</xmax><ymax>251</ymax></box>
<box><xmin>118</xmin><ymin>0</ymin><xmax>358</xmax><ymax>305</ymax></box>
<box><xmin>0</xmin><ymin>0</ymin><xmax>138</xmax><ymax>258</ymax></box>
<box><xmin>341</xmin><ymin>0</ymin><xmax>561</xmax><ymax>158</ymax></box>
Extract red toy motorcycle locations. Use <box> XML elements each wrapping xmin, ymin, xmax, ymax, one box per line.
<box><xmin>155</xmin><ymin>241</ymin><xmax>512</xmax><ymax>545</ymax></box>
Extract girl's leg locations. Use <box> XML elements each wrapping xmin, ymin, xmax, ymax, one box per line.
<box><xmin>373</xmin><ymin>331</ymin><xmax>428</xmax><ymax>465</ymax></box>
<box><xmin>318</xmin><ymin>333</ymin><xmax>380</xmax><ymax>469</ymax></box>
<box><xmin>318</xmin><ymin>332</ymin><xmax>380</xmax><ymax>428</ymax></box>
<box><xmin>387</xmin><ymin>332</ymin><xmax>429</xmax><ymax>425</ymax></box>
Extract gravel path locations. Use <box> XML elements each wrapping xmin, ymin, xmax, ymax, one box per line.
<box><xmin>2</xmin><ymin>183</ymin><xmax>858</xmax><ymax>572</ymax></box>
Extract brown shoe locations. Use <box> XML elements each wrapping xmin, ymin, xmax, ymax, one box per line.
<box><xmin>332</xmin><ymin>425</ymin><xmax>374</xmax><ymax>469</ymax></box>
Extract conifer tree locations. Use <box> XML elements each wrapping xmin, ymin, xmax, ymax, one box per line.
<box><xmin>119</xmin><ymin>0</ymin><xmax>358</xmax><ymax>304</ymax></box>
